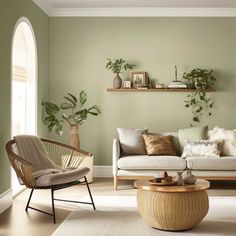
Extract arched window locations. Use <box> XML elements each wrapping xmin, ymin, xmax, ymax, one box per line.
<box><xmin>11</xmin><ymin>17</ymin><xmax>37</xmax><ymax>195</ymax></box>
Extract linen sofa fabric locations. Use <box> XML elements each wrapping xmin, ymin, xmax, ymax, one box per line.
<box><xmin>181</xmin><ymin>140</ymin><xmax>221</xmax><ymax>159</ymax></box>
<box><xmin>208</xmin><ymin>127</ymin><xmax>236</xmax><ymax>156</ymax></box>
<box><xmin>117</xmin><ymin>128</ymin><xmax>148</xmax><ymax>155</ymax></box>
<box><xmin>178</xmin><ymin>126</ymin><xmax>208</xmax><ymax>152</ymax></box>
<box><xmin>186</xmin><ymin>156</ymin><xmax>236</xmax><ymax>170</ymax></box>
<box><xmin>117</xmin><ymin>155</ymin><xmax>186</xmax><ymax>170</ymax></box>
<box><xmin>143</xmin><ymin>134</ymin><xmax>177</xmax><ymax>156</ymax></box>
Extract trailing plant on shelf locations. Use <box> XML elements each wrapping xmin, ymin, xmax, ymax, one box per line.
<box><xmin>41</xmin><ymin>91</ymin><xmax>101</xmax><ymax>149</ymax></box>
<box><xmin>183</xmin><ymin>68</ymin><xmax>216</xmax><ymax>126</ymax></box>
<box><xmin>106</xmin><ymin>58</ymin><xmax>136</xmax><ymax>89</ymax></box>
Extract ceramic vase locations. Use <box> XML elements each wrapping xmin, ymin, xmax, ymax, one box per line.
<box><xmin>175</xmin><ymin>171</ymin><xmax>184</xmax><ymax>186</ymax></box>
<box><xmin>183</xmin><ymin>169</ymin><xmax>197</xmax><ymax>185</ymax></box>
<box><xmin>113</xmin><ymin>73</ymin><xmax>122</xmax><ymax>89</ymax></box>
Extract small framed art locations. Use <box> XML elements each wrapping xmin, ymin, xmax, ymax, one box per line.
<box><xmin>131</xmin><ymin>72</ymin><xmax>148</xmax><ymax>88</ymax></box>
<box><xmin>123</xmin><ymin>80</ymin><xmax>131</xmax><ymax>89</ymax></box>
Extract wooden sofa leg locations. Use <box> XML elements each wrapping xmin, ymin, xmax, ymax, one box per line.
<box><xmin>114</xmin><ymin>176</ymin><xmax>118</xmax><ymax>190</ymax></box>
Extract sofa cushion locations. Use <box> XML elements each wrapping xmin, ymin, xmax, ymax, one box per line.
<box><xmin>186</xmin><ymin>156</ymin><xmax>236</xmax><ymax>170</ymax></box>
<box><xmin>181</xmin><ymin>140</ymin><xmax>221</xmax><ymax>159</ymax></box>
<box><xmin>178</xmin><ymin>126</ymin><xmax>208</xmax><ymax>152</ymax></box>
<box><xmin>118</xmin><ymin>155</ymin><xmax>186</xmax><ymax>170</ymax></box>
<box><xmin>208</xmin><ymin>127</ymin><xmax>236</xmax><ymax>156</ymax></box>
<box><xmin>117</xmin><ymin>127</ymin><xmax>148</xmax><ymax>155</ymax></box>
<box><xmin>143</xmin><ymin>134</ymin><xmax>177</xmax><ymax>156</ymax></box>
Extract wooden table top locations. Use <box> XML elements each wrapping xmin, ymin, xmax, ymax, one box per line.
<box><xmin>134</xmin><ymin>179</ymin><xmax>210</xmax><ymax>193</ymax></box>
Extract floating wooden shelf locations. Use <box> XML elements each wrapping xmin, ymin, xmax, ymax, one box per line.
<box><xmin>107</xmin><ymin>88</ymin><xmax>215</xmax><ymax>92</ymax></box>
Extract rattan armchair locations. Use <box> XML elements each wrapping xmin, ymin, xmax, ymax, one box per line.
<box><xmin>6</xmin><ymin>137</ymin><xmax>96</xmax><ymax>223</ymax></box>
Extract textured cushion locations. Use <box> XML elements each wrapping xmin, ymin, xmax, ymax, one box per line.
<box><xmin>208</xmin><ymin>127</ymin><xmax>236</xmax><ymax>156</ymax></box>
<box><xmin>181</xmin><ymin>140</ymin><xmax>221</xmax><ymax>159</ymax></box>
<box><xmin>118</xmin><ymin>155</ymin><xmax>186</xmax><ymax>170</ymax></box>
<box><xmin>152</xmin><ymin>132</ymin><xmax>181</xmax><ymax>155</ymax></box>
<box><xmin>117</xmin><ymin>128</ymin><xmax>148</xmax><ymax>155</ymax></box>
<box><xmin>186</xmin><ymin>156</ymin><xmax>236</xmax><ymax>170</ymax></box>
<box><xmin>143</xmin><ymin>134</ymin><xmax>177</xmax><ymax>156</ymax></box>
<box><xmin>178</xmin><ymin>126</ymin><xmax>208</xmax><ymax>152</ymax></box>
<box><xmin>35</xmin><ymin>167</ymin><xmax>90</xmax><ymax>187</ymax></box>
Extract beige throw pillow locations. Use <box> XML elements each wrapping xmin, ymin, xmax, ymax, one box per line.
<box><xmin>143</xmin><ymin>134</ymin><xmax>177</xmax><ymax>156</ymax></box>
<box><xmin>117</xmin><ymin>128</ymin><xmax>148</xmax><ymax>155</ymax></box>
<box><xmin>208</xmin><ymin>127</ymin><xmax>236</xmax><ymax>156</ymax></box>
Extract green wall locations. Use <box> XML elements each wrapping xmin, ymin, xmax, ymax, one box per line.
<box><xmin>0</xmin><ymin>0</ymin><xmax>49</xmax><ymax>194</ymax></box>
<box><xmin>49</xmin><ymin>17</ymin><xmax>236</xmax><ymax>165</ymax></box>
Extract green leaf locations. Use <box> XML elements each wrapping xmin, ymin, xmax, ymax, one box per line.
<box><xmin>43</xmin><ymin>115</ymin><xmax>56</xmax><ymax>125</ymax></box>
<box><xmin>80</xmin><ymin>90</ymin><xmax>87</xmax><ymax>106</ymax></box>
<box><xmin>42</xmin><ymin>102</ymin><xmax>60</xmax><ymax>115</ymax></box>
<box><xmin>60</xmin><ymin>102</ymin><xmax>75</xmax><ymax>110</ymax></box>
<box><xmin>88</xmin><ymin>105</ymin><xmax>101</xmax><ymax>113</ymax></box>
<box><xmin>67</xmin><ymin>93</ymin><xmax>77</xmax><ymax>103</ymax></box>
<box><xmin>88</xmin><ymin>111</ymin><xmax>98</xmax><ymax>116</ymax></box>
<box><xmin>54</xmin><ymin>122</ymin><xmax>63</xmax><ymax>135</ymax></box>
<box><xmin>64</xmin><ymin>96</ymin><xmax>76</xmax><ymax>107</ymax></box>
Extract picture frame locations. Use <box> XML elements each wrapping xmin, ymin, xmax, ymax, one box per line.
<box><xmin>123</xmin><ymin>80</ymin><xmax>131</xmax><ymax>89</ymax></box>
<box><xmin>131</xmin><ymin>72</ymin><xmax>148</xmax><ymax>88</ymax></box>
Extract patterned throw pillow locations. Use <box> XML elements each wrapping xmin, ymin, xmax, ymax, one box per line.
<box><xmin>143</xmin><ymin>134</ymin><xmax>177</xmax><ymax>156</ymax></box>
<box><xmin>181</xmin><ymin>140</ymin><xmax>221</xmax><ymax>159</ymax></box>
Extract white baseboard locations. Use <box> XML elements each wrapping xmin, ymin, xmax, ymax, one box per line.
<box><xmin>94</xmin><ymin>165</ymin><xmax>112</xmax><ymax>177</ymax></box>
<box><xmin>0</xmin><ymin>189</ymin><xmax>12</xmax><ymax>214</ymax></box>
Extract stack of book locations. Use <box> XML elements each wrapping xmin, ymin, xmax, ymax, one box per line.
<box><xmin>167</xmin><ymin>80</ymin><xmax>187</xmax><ymax>89</ymax></box>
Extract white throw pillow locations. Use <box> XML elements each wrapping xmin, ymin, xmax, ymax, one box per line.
<box><xmin>181</xmin><ymin>140</ymin><xmax>221</xmax><ymax>159</ymax></box>
<box><xmin>208</xmin><ymin>127</ymin><xmax>236</xmax><ymax>156</ymax></box>
<box><xmin>117</xmin><ymin>128</ymin><xmax>148</xmax><ymax>155</ymax></box>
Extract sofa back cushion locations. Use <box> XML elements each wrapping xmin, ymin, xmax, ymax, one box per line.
<box><xmin>117</xmin><ymin>128</ymin><xmax>148</xmax><ymax>155</ymax></box>
<box><xmin>178</xmin><ymin>126</ymin><xmax>208</xmax><ymax>152</ymax></box>
<box><xmin>143</xmin><ymin>134</ymin><xmax>177</xmax><ymax>156</ymax></box>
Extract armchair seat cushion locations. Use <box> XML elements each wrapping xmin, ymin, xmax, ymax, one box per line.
<box><xmin>186</xmin><ymin>156</ymin><xmax>236</xmax><ymax>170</ymax></box>
<box><xmin>35</xmin><ymin>167</ymin><xmax>90</xmax><ymax>187</ymax></box>
<box><xmin>117</xmin><ymin>155</ymin><xmax>186</xmax><ymax>170</ymax></box>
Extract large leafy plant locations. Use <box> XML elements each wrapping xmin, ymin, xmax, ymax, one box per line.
<box><xmin>42</xmin><ymin>91</ymin><xmax>101</xmax><ymax>135</ymax></box>
<box><xmin>106</xmin><ymin>58</ymin><xmax>136</xmax><ymax>74</ymax></box>
<box><xmin>183</xmin><ymin>68</ymin><xmax>216</xmax><ymax>126</ymax></box>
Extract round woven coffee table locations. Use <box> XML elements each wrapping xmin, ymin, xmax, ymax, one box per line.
<box><xmin>134</xmin><ymin>179</ymin><xmax>210</xmax><ymax>231</ymax></box>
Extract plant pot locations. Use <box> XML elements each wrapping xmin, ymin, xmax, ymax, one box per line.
<box><xmin>113</xmin><ymin>73</ymin><xmax>122</xmax><ymax>89</ymax></box>
<box><xmin>70</xmin><ymin>124</ymin><xmax>80</xmax><ymax>149</ymax></box>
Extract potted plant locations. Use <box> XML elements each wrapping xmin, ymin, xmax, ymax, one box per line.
<box><xmin>106</xmin><ymin>58</ymin><xmax>136</xmax><ymax>89</ymax></box>
<box><xmin>41</xmin><ymin>91</ymin><xmax>101</xmax><ymax>149</ymax></box>
<box><xmin>183</xmin><ymin>68</ymin><xmax>216</xmax><ymax>89</ymax></box>
<box><xmin>183</xmin><ymin>68</ymin><xmax>216</xmax><ymax>126</ymax></box>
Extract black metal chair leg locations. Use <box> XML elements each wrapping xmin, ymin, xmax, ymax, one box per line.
<box><xmin>25</xmin><ymin>188</ymin><xmax>34</xmax><ymax>212</ymax></box>
<box><xmin>51</xmin><ymin>188</ymin><xmax>56</xmax><ymax>223</ymax></box>
<box><xmin>84</xmin><ymin>177</ymin><xmax>96</xmax><ymax>210</ymax></box>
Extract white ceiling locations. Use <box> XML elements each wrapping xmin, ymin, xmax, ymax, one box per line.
<box><xmin>32</xmin><ymin>0</ymin><xmax>236</xmax><ymax>16</ymax></box>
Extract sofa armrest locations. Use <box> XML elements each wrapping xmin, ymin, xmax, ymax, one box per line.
<box><xmin>113</xmin><ymin>138</ymin><xmax>121</xmax><ymax>176</ymax></box>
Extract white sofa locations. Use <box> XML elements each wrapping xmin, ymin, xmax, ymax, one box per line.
<box><xmin>113</xmin><ymin>131</ymin><xmax>236</xmax><ymax>190</ymax></box>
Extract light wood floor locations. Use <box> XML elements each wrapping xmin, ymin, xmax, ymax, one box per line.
<box><xmin>0</xmin><ymin>178</ymin><xmax>236</xmax><ymax>236</ymax></box>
